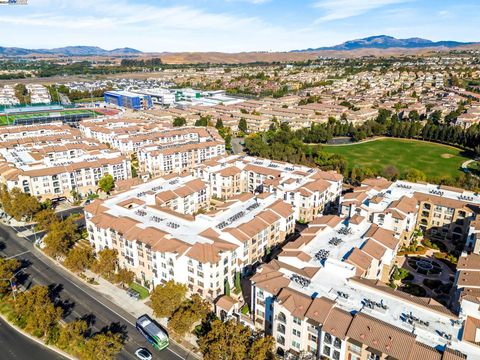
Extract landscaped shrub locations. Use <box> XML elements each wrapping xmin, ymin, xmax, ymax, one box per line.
<box><xmin>392</xmin><ymin>267</ymin><xmax>411</xmax><ymax>281</ymax></box>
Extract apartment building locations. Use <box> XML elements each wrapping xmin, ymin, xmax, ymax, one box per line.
<box><xmin>25</xmin><ymin>84</ymin><xmax>51</xmax><ymax>104</ymax></box>
<box><xmin>81</xmin><ymin>119</ymin><xmax>227</xmax><ymax>177</ymax></box>
<box><xmin>0</xmin><ymin>123</ymin><xmax>131</xmax><ymax>199</ymax></box>
<box><xmin>466</xmin><ymin>214</ymin><xmax>480</xmax><ymax>254</ymax></box>
<box><xmin>84</xmin><ymin>173</ymin><xmax>295</xmax><ymax>299</ymax></box>
<box><xmin>452</xmin><ymin>253</ymin><xmax>480</xmax><ymax>306</ymax></box>
<box><xmin>248</xmin><ymin>256</ymin><xmax>474</xmax><ymax>360</ymax></box>
<box><xmin>414</xmin><ymin>189</ymin><xmax>476</xmax><ymax>241</ymax></box>
<box><xmin>0</xmin><ymin>122</ymin><xmax>77</xmax><ymax>142</ymax></box>
<box><xmin>194</xmin><ymin>155</ymin><xmax>343</xmax><ymax>221</ymax></box>
<box><xmin>222</xmin><ymin>176</ymin><xmax>480</xmax><ymax>359</ymax></box>
<box><xmin>139</xmin><ymin>139</ymin><xmax>225</xmax><ymax>177</ymax></box>
<box><xmin>340</xmin><ymin>179</ymin><xmax>479</xmax><ymax>245</ymax></box>
<box><xmin>154</xmin><ymin>178</ymin><xmax>209</xmax><ymax>215</ymax></box>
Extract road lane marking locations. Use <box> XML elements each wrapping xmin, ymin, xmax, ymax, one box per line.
<box><xmin>6</xmin><ymin>250</ymin><xmax>30</xmax><ymax>259</ymax></box>
<box><xmin>1</xmin><ymin>229</ymin><xmax>186</xmax><ymax>360</ymax></box>
<box><xmin>30</xmin><ymin>253</ymin><xmax>185</xmax><ymax>360</ymax></box>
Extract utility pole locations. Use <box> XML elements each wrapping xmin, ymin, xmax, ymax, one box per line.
<box><xmin>1</xmin><ymin>269</ymin><xmax>23</xmax><ymax>301</ymax></box>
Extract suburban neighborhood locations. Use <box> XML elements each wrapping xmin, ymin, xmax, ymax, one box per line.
<box><xmin>1</xmin><ymin>1</ymin><xmax>480</xmax><ymax>360</ymax></box>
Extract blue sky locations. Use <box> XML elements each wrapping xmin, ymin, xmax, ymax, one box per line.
<box><xmin>1</xmin><ymin>0</ymin><xmax>479</xmax><ymax>52</ymax></box>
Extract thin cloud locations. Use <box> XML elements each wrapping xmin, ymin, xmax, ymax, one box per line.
<box><xmin>0</xmin><ymin>2</ymin><xmax>262</xmax><ymax>31</ymax></box>
<box><xmin>314</xmin><ymin>0</ymin><xmax>412</xmax><ymax>22</ymax></box>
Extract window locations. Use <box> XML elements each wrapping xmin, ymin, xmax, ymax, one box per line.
<box><xmin>334</xmin><ymin>338</ymin><xmax>341</xmax><ymax>349</ymax></box>
<box><xmin>349</xmin><ymin>343</ymin><xmax>362</xmax><ymax>354</ymax></box>
<box><xmin>323</xmin><ymin>345</ymin><xmax>331</xmax><ymax>356</ymax></box>
<box><xmin>324</xmin><ymin>333</ymin><xmax>332</xmax><ymax>344</ymax></box>
<box><xmin>257</xmin><ymin>288</ymin><xmax>264</xmax><ymax>299</ymax></box>
<box><xmin>293</xmin><ymin>316</ymin><xmax>302</xmax><ymax>325</ymax></box>
<box><xmin>277</xmin><ymin>336</ymin><xmax>285</xmax><ymax>346</ymax></box>
<box><xmin>277</xmin><ymin>312</ymin><xmax>286</xmax><ymax>323</ymax></box>
<box><xmin>292</xmin><ymin>341</ymin><xmax>300</xmax><ymax>349</ymax></box>
<box><xmin>293</xmin><ymin>329</ymin><xmax>301</xmax><ymax>337</ymax></box>
<box><xmin>333</xmin><ymin>350</ymin><xmax>340</xmax><ymax>360</ymax></box>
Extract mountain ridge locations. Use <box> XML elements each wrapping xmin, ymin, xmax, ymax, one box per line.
<box><xmin>0</xmin><ymin>46</ymin><xmax>142</xmax><ymax>56</ymax></box>
<box><xmin>294</xmin><ymin>35</ymin><xmax>476</xmax><ymax>52</ymax></box>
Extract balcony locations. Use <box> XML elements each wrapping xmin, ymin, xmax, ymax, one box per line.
<box><xmin>348</xmin><ymin>344</ymin><xmax>362</xmax><ymax>355</ymax></box>
<box><xmin>307</xmin><ymin>325</ymin><xmax>318</xmax><ymax>333</ymax></box>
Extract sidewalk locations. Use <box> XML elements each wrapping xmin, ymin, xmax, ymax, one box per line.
<box><xmin>1</xmin><ymin>215</ymin><xmax>202</xmax><ymax>358</ymax></box>
<box><xmin>81</xmin><ymin>268</ymin><xmax>201</xmax><ymax>358</ymax></box>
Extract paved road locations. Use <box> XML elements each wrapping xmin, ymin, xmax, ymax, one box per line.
<box><xmin>0</xmin><ymin>224</ymin><xmax>193</xmax><ymax>360</ymax></box>
<box><xmin>0</xmin><ymin>317</ymin><xmax>66</xmax><ymax>360</ymax></box>
<box><xmin>461</xmin><ymin>159</ymin><xmax>479</xmax><ymax>179</ymax></box>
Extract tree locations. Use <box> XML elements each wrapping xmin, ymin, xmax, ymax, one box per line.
<box><xmin>215</xmin><ymin>118</ymin><xmax>224</xmax><ymax>129</ymax></box>
<box><xmin>44</xmin><ymin>217</ymin><xmax>79</xmax><ymax>258</ymax></box>
<box><xmin>248</xmin><ymin>335</ymin><xmax>275</xmax><ymax>360</ymax></box>
<box><xmin>225</xmin><ymin>279</ymin><xmax>231</xmax><ymax>297</ymax></box>
<box><xmin>238</xmin><ymin>118</ymin><xmax>248</xmax><ymax>133</ymax></box>
<box><xmin>70</xmin><ymin>189</ymin><xmax>82</xmax><ymax>205</ymax></box>
<box><xmin>173</xmin><ymin>117</ymin><xmax>187</xmax><ymax>127</ymax></box>
<box><xmin>12</xmin><ymin>285</ymin><xmax>63</xmax><ymax>338</ymax></box>
<box><xmin>404</xmin><ymin>168</ymin><xmax>427</xmax><ymax>182</ymax></box>
<box><xmin>199</xmin><ymin>319</ymin><xmax>251</xmax><ymax>360</ymax></box>
<box><xmin>150</xmin><ymin>280</ymin><xmax>187</xmax><ymax>318</ymax></box>
<box><xmin>0</xmin><ymin>184</ymin><xmax>13</xmax><ymax>216</ymax></box>
<box><xmin>114</xmin><ymin>268</ymin><xmax>135</xmax><ymax>289</ymax></box>
<box><xmin>235</xmin><ymin>272</ymin><xmax>241</xmax><ymax>294</ymax></box>
<box><xmin>34</xmin><ymin>208</ymin><xmax>59</xmax><ymax>232</ymax></box>
<box><xmin>195</xmin><ymin>115</ymin><xmax>211</xmax><ymax>127</ymax></box>
<box><xmin>0</xmin><ymin>257</ymin><xmax>20</xmax><ymax>295</ymax></box>
<box><xmin>98</xmin><ymin>174</ymin><xmax>115</xmax><ymax>195</ymax></box>
<box><xmin>168</xmin><ymin>294</ymin><xmax>210</xmax><ymax>336</ymax></box>
<box><xmin>6</xmin><ymin>188</ymin><xmax>41</xmax><ymax>221</ymax></box>
<box><xmin>218</xmin><ymin>126</ymin><xmax>232</xmax><ymax>151</ymax></box>
<box><xmin>82</xmin><ymin>331</ymin><xmax>123</xmax><ymax>360</ymax></box>
<box><xmin>91</xmin><ymin>249</ymin><xmax>118</xmax><ymax>280</ymax></box>
<box><xmin>64</xmin><ymin>246</ymin><xmax>94</xmax><ymax>273</ymax></box>
<box><xmin>56</xmin><ymin>319</ymin><xmax>88</xmax><ymax>354</ymax></box>
<box><xmin>408</xmin><ymin>110</ymin><xmax>420</xmax><ymax>122</ymax></box>
<box><xmin>382</xmin><ymin>165</ymin><xmax>400</xmax><ymax>181</ymax></box>
<box><xmin>429</xmin><ymin>110</ymin><xmax>442</xmax><ymax>125</ymax></box>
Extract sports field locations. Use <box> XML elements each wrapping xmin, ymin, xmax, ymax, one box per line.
<box><xmin>0</xmin><ymin>109</ymin><xmax>97</xmax><ymax>125</ymax></box>
<box><xmin>322</xmin><ymin>138</ymin><xmax>471</xmax><ymax>180</ymax></box>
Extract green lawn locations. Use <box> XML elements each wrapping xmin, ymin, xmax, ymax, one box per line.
<box><xmin>73</xmin><ymin>97</ymin><xmax>104</xmax><ymax>103</ymax></box>
<box><xmin>129</xmin><ymin>282</ymin><xmax>150</xmax><ymax>299</ymax></box>
<box><xmin>322</xmin><ymin>138</ymin><xmax>471</xmax><ymax>180</ymax></box>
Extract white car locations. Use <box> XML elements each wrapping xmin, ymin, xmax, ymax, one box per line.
<box><xmin>135</xmin><ymin>348</ymin><xmax>152</xmax><ymax>360</ymax></box>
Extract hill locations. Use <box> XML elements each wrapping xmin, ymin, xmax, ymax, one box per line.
<box><xmin>0</xmin><ymin>46</ymin><xmax>142</xmax><ymax>56</ymax></box>
<box><xmin>294</xmin><ymin>35</ymin><xmax>475</xmax><ymax>52</ymax></box>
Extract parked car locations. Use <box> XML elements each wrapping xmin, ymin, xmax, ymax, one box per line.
<box><xmin>135</xmin><ymin>348</ymin><xmax>152</xmax><ymax>360</ymax></box>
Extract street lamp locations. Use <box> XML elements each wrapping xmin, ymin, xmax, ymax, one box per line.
<box><xmin>1</xmin><ymin>269</ymin><xmax>23</xmax><ymax>301</ymax></box>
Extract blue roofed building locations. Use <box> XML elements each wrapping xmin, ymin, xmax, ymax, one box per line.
<box><xmin>104</xmin><ymin>90</ymin><xmax>153</xmax><ymax>110</ymax></box>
